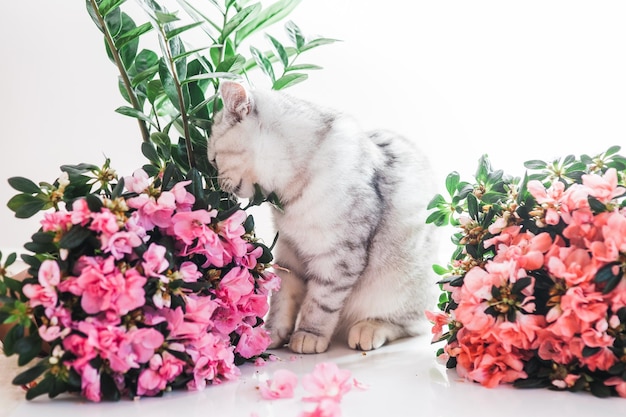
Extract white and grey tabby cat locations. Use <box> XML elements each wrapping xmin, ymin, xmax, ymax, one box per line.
<box><xmin>208</xmin><ymin>81</ymin><xmax>438</xmax><ymax>354</ymax></box>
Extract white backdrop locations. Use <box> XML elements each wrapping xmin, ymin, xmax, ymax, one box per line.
<box><xmin>1</xmin><ymin>1</ymin><xmax>626</xmax><ymax>256</ymax></box>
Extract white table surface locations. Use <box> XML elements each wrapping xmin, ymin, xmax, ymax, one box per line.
<box><xmin>1</xmin><ymin>334</ymin><xmax>623</xmax><ymax>417</ymax></box>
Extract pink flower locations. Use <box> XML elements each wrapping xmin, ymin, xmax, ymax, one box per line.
<box><xmin>41</xmin><ymin>211</ymin><xmax>72</xmax><ymax>233</ymax></box>
<box><xmin>234</xmin><ymin>324</ymin><xmax>272</xmax><ymax>358</ymax></box>
<box><xmin>142</xmin><ymin>243</ymin><xmax>170</xmax><ymax>278</ymax></box>
<box><xmin>606</xmin><ymin>377</ymin><xmax>626</xmax><ymax>397</ymax></box>
<box><xmin>217</xmin><ymin>267</ymin><xmax>254</xmax><ymax>304</ymax></box>
<box><xmin>89</xmin><ymin>209</ymin><xmax>119</xmax><ymax>236</ymax></box>
<box><xmin>101</xmin><ymin>231</ymin><xmax>143</xmax><ymax>260</ymax></box>
<box><xmin>583</xmin><ymin>168</ymin><xmax>625</xmax><ymax>204</ymax></box>
<box><xmin>179</xmin><ymin>261</ymin><xmax>202</xmax><ymax>282</ymax></box>
<box><xmin>125</xmin><ymin>169</ymin><xmax>151</xmax><ymax>194</ymax></box>
<box><xmin>170</xmin><ymin>180</ymin><xmax>195</xmax><ymax>211</ymax></box>
<box><xmin>298</xmin><ymin>399</ymin><xmax>343</xmax><ymax>417</ymax></box>
<box><xmin>80</xmin><ymin>364</ymin><xmax>102</xmax><ymax>402</ymax></box>
<box><xmin>136</xmin><ymin>352</ymin><xmax>185</xmax><ymax>396</ymax></box>
<box><xmin>425</xmin><ymin>310</ymin><xmax>450</xmax><ymax>342</ymax></box>
<box><xmin>171</xmin><ymin>209</ymin><xmax>217</xmax><ymax>245</ymax></box>
<box><xmin>259</xmin><ymin>369</ymin><xmax>298</xmax><ymax>400</ymax></box>
<box><xmin>22</xmin><ymin>260</ymin><xmax>60</xmax><ymax>309</ymax></box>
<box><xmin>302</xmin><ymin>362</ymin><xmax>352</xmax><ymax>403</ymax></box>
<box><xmin>70</xmin><ymin>198</ymin><xmax>92</xmax><ymax>226</ymax></box>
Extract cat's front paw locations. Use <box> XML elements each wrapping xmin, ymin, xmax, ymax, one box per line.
<box><xmin>348</xmin><ymin>320</ymin><xmax>389</xmax><ymax>351</ymax></box>
<box><xmin>266</xmin><ymin>327</ymin><xmax>292</xmax><ymax>349</ymax></box>
<box><xmin>288</xmin><ymin>330</ymin><xmax>330</xmax><ymax>354</ymax></box>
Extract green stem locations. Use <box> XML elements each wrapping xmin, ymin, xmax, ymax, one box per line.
<box><xmin>158</xmin><ymin>25</ymin><xmax>195</xmax><ymax>169</ymax></box>
<box><xmin>89</xmin><ymin>0</ymin><xmax>150</xmax><ymax>143</ymax></box>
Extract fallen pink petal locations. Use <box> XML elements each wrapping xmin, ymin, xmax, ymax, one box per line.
<box><xmin>258</xmin><ymin>369</ymin><xmax>299</xmax><ymax>400</ymax></box>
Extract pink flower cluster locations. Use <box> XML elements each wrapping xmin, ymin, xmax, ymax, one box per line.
<box><xmin>21</xmin><ymin>169</ymin><xmax>280</xmax><ymax>401</ymax></box>
<box><xmin>258</xmin><ymin>362</ymin><xmax>367</xmax><ymax>417</ymax></box>
<box><xmin>429</xmin><ymin>167</ymin><xmax>626</xmax><ymax>396</ymax></box>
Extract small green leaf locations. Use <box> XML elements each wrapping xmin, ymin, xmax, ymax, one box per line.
<box><xmin>7</xmin><ymin>194</ymin><xmax>46</xmax><ymax>219</ymax></box>
<box><xmin>166</xmin><ymin>21</ymin><xmax>203</xmax><ymax>40</ymax></box>
<box><xmin>266</xmin><ymin>34</ymin><xmax>289</xmax><ymax>68</ymax></box>
<box><xmin>12</xmin><ymin>360</ymin><xmax>48</xmax><ymax>386</ymax></box>
<box><xmin>222</xmin><ymin>4</ymin><xmax>261</xmax><ymax>41</ymax></box>
<box><xmin>98</xmin><ymin>0</ymin><xmax>127</xmax><ymax>17</ymax></box>
<box><xmin>285</xmin><ymin>20</ymin><xmax>305</xmax><ymax>50</ymax></box>
<box><xmin>273</xmin><ymin>73</ymin><xmax>307</xmax><ymax>90</ymax></box>
<box><xmin>285</xmin><ymin>63</ymin><xmax>322</xmax><ymax>72</ymax></box>
<box><xmin>250</xmin><ymin>46</ymin><xmax>275</xmax><ymax>83</ymax></box>
<box><xmin>114</xmin><ymin>21</ymin><xmax>153</xmax><ymax>50</ymax></box>
<box><xmin>115</xmin><ymin>106</ymin><xmax>158</xmax><ymax>127</ymax></box>
<box><xmin>142</xmin><ymin>141</ymin><xmax>160</xmax><ymax>164</ymax></box>
<box><xmin>7</xmin><ymin>177</ymin><xmax>41</xmax><ymax>194</ymax></box>
<box><xmin>58</xmin><ymin>226</ymin><xmax>92</xmax><ymax>250</ymax></box>
<box><xmin>445</xmin><ymin>172</ymin><xmax>460</xmax><ymax>197</ymax></box>
<box><xmin>235</xmin><ymin>0</ymin><xmax>302</xmax><ymax>45</ymax></box>
<box><xmin>300</xmin><ymin>37</ymin><xmax>340</xmax><ymax>52</ymax></box>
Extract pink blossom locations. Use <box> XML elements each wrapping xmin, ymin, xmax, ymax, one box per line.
<box><xmin>80</xmin><ymin>364</ymin><xmax>102</xmax><ymax>402</ymax></box>
<box><xmin>217</xmin><ymin>267</ymin><xmax>255</xmax><ymax>304</ymax></box>
<box><xmin>127</xmin><ymin>192</ymin><xmax>177</xmax><ymax>230</ymax></box>
<box><xmin>171</xmin><ymin>209</ymin><xmax>217</xmax><ymax>245</ymax></box>
<box><xmin>546</xmin><ymin>246</ymin><xmax>598</xmax><ymax>286</ymax></box>
<box><xmin>89</xmin><ymin>208</ymin><xmax>120</xmax><ymax>236</ymax></box>
<box><xmin>136</xmin><ymin>352</ymin><xmax>185</xmax><ymax>396</ymax></box>
<box><xmin>259</xmin><ymin>369</ymin><xmax>298</xmax><ymax>400</ymax></box>
<box><xmin>583</xmin><ymin>168</ymin><xmax>626</xmax><ymax>203</ymax></box>
<box><xmin>125</xmin><ymin>169</ymin><xmax>151</xmax><ymax>194</ymax></box>
<box><xmin>70</xmin><ymin>198</ymin><xmax>92</xmax><ymax>226</ymax></box>
<box><xmin>40</xmin><ymin>211</ymin><xmax>72</xmax><ymax>233</ymax></box>
<box><xmin>100</xmin><ymin>230</ymin><xmax>143</xmax><ymax>260</ymax></box>
<box><xmin>298</xmin><ymin>399</ymin><xmax>343</xmax><ymax>417</ymax></box>
<box><xmin>425</xmin><ymin>310</ymin><xmax>450</xmax><ymax>342</ymax></box>
<box><xmin>234</xmin><ymin>324</ymin><xmax>272</xmax><ymax>358</ymax></box>
<box><xmin>142</xmin><ymin>243</ymin><xmax>170</xmax><ymax>278</ymax></box>
<box><xmin>606</xmin><ymin>377</ymin><xmax>626</xmax><ymax>397</ymax></box>
<box><xmin>179</xmin><ymin>261</ymin><xmax>202</xmax><ymax>282</ymax></box>
<box><xmin>23</xmin><ymin>260</ymin><xmax>61</xmax><ymax>309</ymax></box>
<box><xmin>170</xmin><ymin>180</ymin><xmax>195</xmax><ymax>211</ymax></box>
<box><xmin>302</xmin><ymin>362</ymin><xmax>353</xmax><ymax>403</ymax></box>
<box><xmin>527</xmin><ymin>180</ymin><xmax>565</xmax><ymax>225</ymax></box>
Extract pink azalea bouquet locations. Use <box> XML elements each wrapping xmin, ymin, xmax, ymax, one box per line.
<box><xmin>1</xmin><ymin>161</ymin><xmax>279</xmax><ymax>401</ymax></box>
<box><xmin>0</xmin><ymin>0</ymin><xmax>336</xmax><ymax>402</ymax></box>
<box><xmin>426</xmin><ymin>146</ymin><xmax>626</xmax><ymax>398</ymax></box>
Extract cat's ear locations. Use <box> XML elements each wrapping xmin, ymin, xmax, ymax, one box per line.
<box><xmin>220</xmin><ymin>81</ymin><xmax>252</xmax><ymax>121</ymax></box>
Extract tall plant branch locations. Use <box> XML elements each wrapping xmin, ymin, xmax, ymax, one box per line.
<box><xmin>157</xmin><ymin>25</ymin><xmax>195</xmax><ymax>169</ymax></box>
<box><xmin>89</xmin><ymin>0</ymin><xmax>150</xmax><ymax>143</ymax></box>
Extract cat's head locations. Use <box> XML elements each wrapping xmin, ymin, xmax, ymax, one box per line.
<box><xmin>208</xmin><ymin>81</ymin><xmax>260</xmax><ymax>199</ymax></box>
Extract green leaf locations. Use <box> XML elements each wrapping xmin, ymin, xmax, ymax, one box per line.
<box><xmin>467</xmin><ymin>193</ymin><xmax>479</xmax><ymax>220</ymax></box>
<box><xmin>273</xmin><ymin>73</ymin><xmax>307</xmax><ymax>90</ymax></box>
<box><xmin>285</xmin><ymin>20</ymin><xmax>305</xmax><ymax>50</ymax></box>
<box><xmin>98</xmin><ymin>0</ymin><xmax>127</xmax><ymax>17</ymax></box>
<box><xmin>250</xmin><ymin>46</ymin><xmax>275</xmax><ymax>83</ymax></box>
<box><xmin>115</xmin><ymin>106</ymin><xmax>158</xmax><ymax>128</ymax></box>
<box><xmin>58</xmin><ymin>226</ymin><xmax>92</xmax><ymax>250</ymax></box>
<box><xmin>215</xmin><ymin>54</ymin><xmax>246</xmax><ymax>73</ymax></box>
<box><xmin>7</xmin><ymin>177</ymin><xmax>41</xmax><ymax>194</ymax></box>
<box><xmin>25</xmin><ymin>374</ymin><xmax>54</xmax><ymax>400</ymax></box>
<box><xmin>114</xmin><ymin>21</ymin><xmax>153</xmax><ymax>50</ymax></box>
<box><xmin>299</xmin><ymin>37</ymin><xmax>340</xmax><ymax>52</ymax></box>
<box><xmin>266</xmin><ymin>34</ymin><xmax>289</xmax><ymax>68</ymax></box>
<box><xmin>445</xmin><ymin>172</ymin><xmax>460</xmax><ymax>197</ymax></box>
<box><xmin>222</xmin><ymin>4</ymin><xmax>261</xmax><ymax>41</ymax></box>
<box><xmin>181</xmin><ymin>72</ymin><xmax>236</xmax><ymax>84</ymax></box>
<box><xmin>12</xmin><ymin>360</ymin><xmax>48</xmax><ymax>386</ymax></box>
<box><xmin>142</xmin><ymin>141</ymin><xmax>160</xmax><ymax>164</ymax></box>
<box><xmin>7</xmin><ymin>194</ymin><xmax>46</xmax><ymax>219</ymax></box>
<box><xmin>235</xmin><ymin>0</ymin><xmax>302</xmax><ymax>45</ymax></box>
<box><xmin>286</xmin><ymin>63</ymin><xmax>322</xmax><ymax>72</ymax></box>
<box><xmin>166</xmin><ymin>21</ymin><xmax>203</xmax><ymax>40</ymax></box>
<box><xmin>155</xmin><ymin>10</ymin><xmax>180</xmax><ymax>24</ymax></box>
<box><xmin>2</xmin><ymin>324</ymin><xmax>24</xmax><ymax>356</ymax></box>
<box><xmin>15</xmin><ymin>334</ymin><xmax>43</xmax><ymax>366</ymax></box>
<box><xmin>427</xmin><ymin>194</ymin><xmax>446</xmax><ymax>210</ymax></box>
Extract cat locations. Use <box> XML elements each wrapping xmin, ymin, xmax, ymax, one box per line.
<box><xmin>208</xmin><ymin>80</ymin><xmax>439</xmax><ymax>354</ymax></box>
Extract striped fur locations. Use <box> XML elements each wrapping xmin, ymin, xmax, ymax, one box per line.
<box><xmin>208</xmin><ymin>81</ymin><xmax>439</xmax><ymax>353</ymax></box>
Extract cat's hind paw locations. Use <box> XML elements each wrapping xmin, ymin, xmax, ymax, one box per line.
<box><xmin>289</xmin><ymin>330</ymin><xmax>330</xmax><ymax>354</ymax></box>
<box><xmin>348</xmin><ymin>320</ymin><xmax>395</xmax><ymax>351</ymax></box>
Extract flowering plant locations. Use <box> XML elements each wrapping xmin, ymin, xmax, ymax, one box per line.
<box><xmin>426</xmin><ymin>146</ymin><xmax>626</xmax><ymax>398</ymax></box>
<box><xmin>0</xmin><ymin>0</ymin><xmax>335</xmax><ymax>402</ymax></box>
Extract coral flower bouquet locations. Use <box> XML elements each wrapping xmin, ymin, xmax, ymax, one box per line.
<box><xmin>426</xmin><ymin>146</ymin><xmax>626</xmax><ymax>398</ymax></box>
<box><xmin>0</xmin><ymin>0</ymin><xmax>335</xmax><ymax>402</ymax></box>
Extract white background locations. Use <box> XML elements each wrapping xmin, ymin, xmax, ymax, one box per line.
<box><xmin>1</xmin><ymin>0</ymin><xmax>626</xmax><ymax>256</ymax></box>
